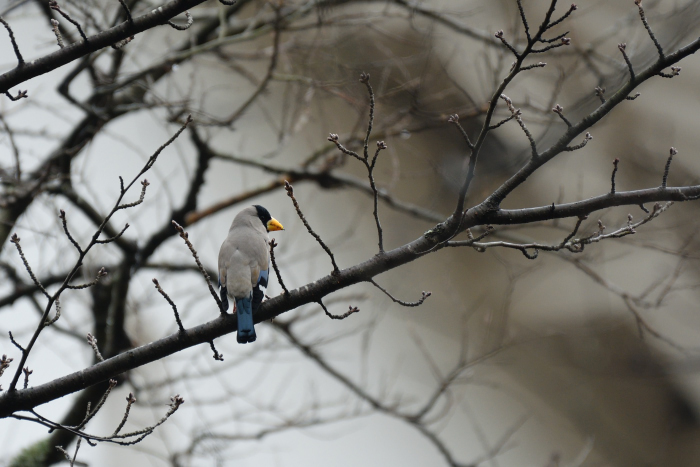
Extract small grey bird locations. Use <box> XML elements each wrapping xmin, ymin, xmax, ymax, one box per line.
<box><xmin>218</xmin><ymin>205</ymin><xmax>284</xmax><ymax>343</ymax></box>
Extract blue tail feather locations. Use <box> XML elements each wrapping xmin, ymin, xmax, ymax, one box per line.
<box><xmin>235</xmin><ymin>296</ymin><xmax>257</xmax><ymax>344</ymax></box>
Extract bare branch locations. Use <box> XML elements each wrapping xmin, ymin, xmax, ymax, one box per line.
<box><xmin>4</xmin><ymin>89</ymin><xmax>27</xmax><ymax>101</ymax></box>
<box><xmin>8</xmin><ymin>332</ymin><xmax>24</xmax><ymax>353</ymax></box>
<box><xmin>86</xmin><ymin>333</ymin><xmax>104</xmax><ymax>363</ymax></box>
<box><xmin>59</xmin><ymin>209</ymin><xmax>83</xmax><ymax>254</ymax></box>
<box><xmin>50</xmin><ymin>19</ymin><xmax>65</xmax><ymax>49</ymax></box>
<box><xmin>595</xmin><ymin>86</ymin><xmax>606</xmax><ymax>104</ymax></box>
<box><xmin>0</xmin><ymin>17</ymin><xmax>23</xmax><ymax>65</ymax></box>
<box><xmin>610</xmin><ymin>158</ymin><xmax>620</xmax><ymax>194</ymax></box>
<box><xmin>44</xmin><ymin>298</ymin><xmax>61</xmax><ymax>327</ymax></box>
<box><xmin>516</xmin><ymin>0</ymin><xmax>531</xmax><ymax>41</ymax></box>
<box><xmin>118</xmin><ymin>0</ymin><xmax>134</xmax><ymax>24</ymax></box>
<box><xmin>171</xmin><ymin>220</ymin><xmax>222</xmax><ymax>311</ymax></box>
<box><xmin>0</xmin><ymin>0</ymin><xmax>221</xmax><ymax>94</ymax></box>
<box><xmin>22</xmin><ymin>367</ymin><xmax>32</xmax><ymax>389</ymax></box>
<box><xmin>552</xmin><ymin>104</ymin><xmax>571</xmax><ymax>127</ymax></box>
<box><xmin>0</xmin><ymin>354</ymin><xmax>13</xmax><ymax>379</ymax></box>
<box><xmin>208</xmin><ymin>341</ymin><xmax>223</xmax><ymax>361</ymax></box>
<box><xmin>447</xmin><ymin>114</ymin><xmax>474</xmax><ymax>149</ymax></box>
<box><xmin>10</xmin><ymin>234</ymin><xmax>49</xmax><ymax>299</ymax></box>
<box><xmin>636</xmin><ymin>0</ymin><xmax>664</xmax><ymax>59</ymax></box>
<box><xmin>49</xmin><ymin>1</ymin><xmax>88</xmax><ymax>43</ymax></box>
<box><xmin>318</xmin><ymin>300</ymin><xmax>359</xmax><ymax>321</ymax></box>
<box><xmin>66</xmin><ymin>268</ymin><xmax>107</xmax><ymax>290</ymax></box>
<box><xmin>112</xmin><ymin>392</ymin><xmax>136</xmax><ymax>437</ymax></box>
<box><xmin>153</xmin><ymin>278</ymin><xmax>185</xmax><ymax>333</ymax></box>
<box><xmin>564</xmin><ymin>132</ymin><xmax>592</xmax><ymax>152</ymax></box>
<box><xmin>494</xmin><ymin>30</ymin><xmax>519</xmax><ymax>58</ymax></box>
<box><xmin>618</xmin><ymin>43</ymin><xmax>634</xmax><ymax>80</ymax></box>
<box><xmin>662</xmin><ymin>147</ymin><xmax>677</xmax><ymax>188</ymax></box>
<box><xmin>167</xmin><ymin>11</ymin><xmax>193</xmax><ymax>31</ymax></box>
<box><xmin>284</xmin><ymin>180</ymin><xmax>340</xmax><ymax>275</ymax></box>
<box><xmin>500</xmin><ymin>94</ymin><xmax>537</xmax><ymax>158</ymax></box>
<box><xmin>269</xmin><ymin>238</ymin><xmax>289</xmax><ymax>295</ymax></box>
<box><xmin>369</xmin><ymin>279</ymin><xmax>431</xmax><ymax>307</ymax></box>
<box><xmin>359</xmin><ymin>72</ymin><xmax>375</xmax><ymax>160</ymax></box>
<box><xmin>659</xmin><ymin>66</ymin><xmax>681</xmax><ymax>78</ymax></box>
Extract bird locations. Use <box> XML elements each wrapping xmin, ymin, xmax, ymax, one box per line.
<box><xmin>218</xmin><ymin>205</ymin><xmax>284</xmax><ymax>343</ymax></box>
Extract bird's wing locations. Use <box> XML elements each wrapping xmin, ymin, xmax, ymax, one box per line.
<box><xmin>257</xmin><ymin>269</ymin><xmax>269</xmax><ymax>288</ymax></box>
<box><xmin>231</xmin><ymin>226</ymin><xmax>269</xmax><ymax>287</ymax></box>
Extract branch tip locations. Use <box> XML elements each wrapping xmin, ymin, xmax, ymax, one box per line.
<box><xmin>662</xmin><ymin>147</ymin><xmax>676</xmax><ymax>188</ymax></box>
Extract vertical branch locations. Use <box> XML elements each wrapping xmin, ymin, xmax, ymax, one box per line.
<box><xmin>171</xmin><ymin>221</ymin><xmax>223</xmax><ymax>311</ymax></box>
<box><xmin>152</xmin><ymin>278</ymin><xmax>186</xmax><ymax>333</ymax></box>
<box><xmin>369</xmin><ymin>141</ymin><xmax>386</xmax><ymax>253</ymax></box>
<box><xmin>662</xmin><ymin>147</ymin><xmax>676</xmax><ymax>188</ymax></box>
<box><xmin>49</xmin><ymin>1</ymin><xmax>88</xmax><ymax>43</ymax></box>
<box><xmin>328</xmin><ymin>73</ymin><xmax>386</xmax><ymax>254</ymax></box>
<box><xmin>610</xmin><ymin>158</ymin><xmax>620</xmax><ymax>194</ymax></box>
<box><xmin>284</xmin><ymin>181</ymin><xmax>340</xmax><ymax>275</ymax></box>
<box><xmin>635</xmin><ymin>0</ymin><xmax>664</xmax><ymax>59</ymax></box>
<box><xmin>359</xmin><ymin>72</ymin><xmax>375</xmax><ymax>160</ymax></box>
<box><xmin>269</xmin><ymin>239</ymin><xmax>289</xmax><ymax>295</ymax></box>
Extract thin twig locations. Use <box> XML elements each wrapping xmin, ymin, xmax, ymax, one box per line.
<box><xmin>369</xmin><ymin>279</ymin><xmax>431</xmax><ymax>307</ymax></box>
<box><xmin>359</xmin><ymin>72</ymin><xmax>374</xmax><ymax>160</ymax></box>
<box><xmin>610</xmin><ymin>158</ymin><xmax>620</xmax><ymax>194</ymax></box>
<box><xmin>0</xmin><ymin>354</ymin><xmax>13</xmax><ymax>378</ymax></box>
<box><xmin>318</xmin><ymin>300</ymin><xmax>359</xmax><ymax>320</ymax></box>
<box><xmin>95</xmin><ymin>223</ymin><xmax>129</xmax><ymax>244</ymax></box>
<box><xmin>284</xmin><ymin>180</ymin><xmax>340</xmax><ymax>275</ymax></box>
<box><xmin>636</xmin><ymin>0</ymin><xmax>664</xmax><ymax>59</ymax></box>
<box><xmin>552</xmin><ymin>104</ymin><xmax>571</xmax><ymax>127</ymax></box>
<box><xmin>153</xmin><ymin>278</ymin><xmax>185</xmax><ymax>333</ymax></box>
<box><xmin>50</xmin><ymin>19</ymin><xmax>65</xmax><ymax>48</ymax></box>
<box><xmin>209</xmin><ymin>341</ymin><xmax>224</xmax><ymax>361</ymax></box>
<box><xmin>49</xmin><ymin>1</ymin><xmax>88</xmax><ymax>43</ymax></box>
<box><xmin>447</xmin><ymin>114</ymin><xmax>474</xmax><ymax>149</ymax></box>
<box><xmin>86</xmin><ymin>333</ymin><xmax>104</xmax><ymax>362</ymax></box>
<box><xmin>501</xmin><ymin>94</ymin><xmax>537</xmax><ymax>158</ymax></box>
<box><xmin>44</xmin><ymin>298</ymin><xmax>61</xmax><ymax>326</ymax></box>
<box><xmin>112</xmin><ymin>392</ymin><xmax>136</xmax><ymax>436</ymax></box>
<box><xmin>494</xmin><ymin>30</ymin><xmax>520</xmax><ymax>58</ymax></box>
<box><xmin>22</xmin><ymin>367</ymin><xmax>32</xmax><ymax>389</ymax></box>
<box><xmin>269</xmin><ymin>239</ymin><xmax>289</xmax><ymax>295</ymax></box>
<box><xmin>168</xmin><ymin>11</ymin><xmax>193</xmax><ymax>30</ymax></box>
<box><xmin>74</xmin><ymin>379</ymin><xmax>117</xmax><ymax>430</ymax></box>
<box><xmin>659</xmin><ymin>66</ymin><xmax>681</xmax><ymax>78</ymax></box>
<box><xmin>10</xmin><ymin>234</ymin><xmax>49</xmax><ymax>299</ymax></box>
<box><xmin>595</xmin><ymin>86</ymin><xmax>606</xmax><ymax>104</ymax></box>
<box><xmin>0</xmin><ymin>17</ymin><xmax>23</xmax><ymax>65</ymax></box>
<box><xmin>618</xmin><ymin>43</ymin><xmax>635</xmax><ymax>80</ymax></box>
<box><xmin>8</xmin><ymin>332</ymin><xmax>24</xmax><ymax>353</ymax></box>
<box><xmin>59</xmin><ymin>209</ymin><xmax>83</xmax><ymax>254</ymax></box>
<box><xmin>171</xmin><ymin>220</ymin><xmax>222</xmax><ymax>310</ymax></box>
<box><xmin>564</xmin><ymin>132</ymin><xmax>592</xmax><ymax>152</ymax></box>
<box><xmin>118</xmin><ymin>0</ymin><xmax>133</xmax><ymax>23</ymax></box>
<box><xmin>662</xmin><ymin>147</ymin><xmax>676</xmax><ymax>188</ymax></box>
<box><xmin>516</xmin><ymin>0</ymin><xmax>531</xmax><ymax>41</ymax></box>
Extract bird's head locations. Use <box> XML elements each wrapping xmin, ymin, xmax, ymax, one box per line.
<box><xmin>253</xmin><ymin>205</ymin><xmax>284</xmax><ymax>232</ymax></box>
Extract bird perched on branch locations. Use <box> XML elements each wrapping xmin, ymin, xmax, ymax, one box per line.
<box><xmin>218</xmin><ymin>205</ymin><xmax>284</xmax><ymax>343</ymax></box>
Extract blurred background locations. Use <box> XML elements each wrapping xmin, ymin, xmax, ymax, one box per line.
<box><xmin>1</xmin><ymin>0</ymin><xmax>700</xmax><ymax>465</ymax></box>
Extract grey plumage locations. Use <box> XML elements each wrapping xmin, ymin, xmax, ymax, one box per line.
<box><xmin>218</xmin><ymin>205</ymin><xmax>283</xmax><ymax>343</ymax></box>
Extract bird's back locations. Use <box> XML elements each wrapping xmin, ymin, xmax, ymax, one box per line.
<box><xmin>218</xmin><ymin>220</ymin><xmax>269</xmax><ymax>298</ymax></box>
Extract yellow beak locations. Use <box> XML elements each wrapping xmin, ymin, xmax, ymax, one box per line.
<box><xmin>267</xmin><ymin>218</ymin><xmax>284</xmax><ymax>232</ymax></box>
